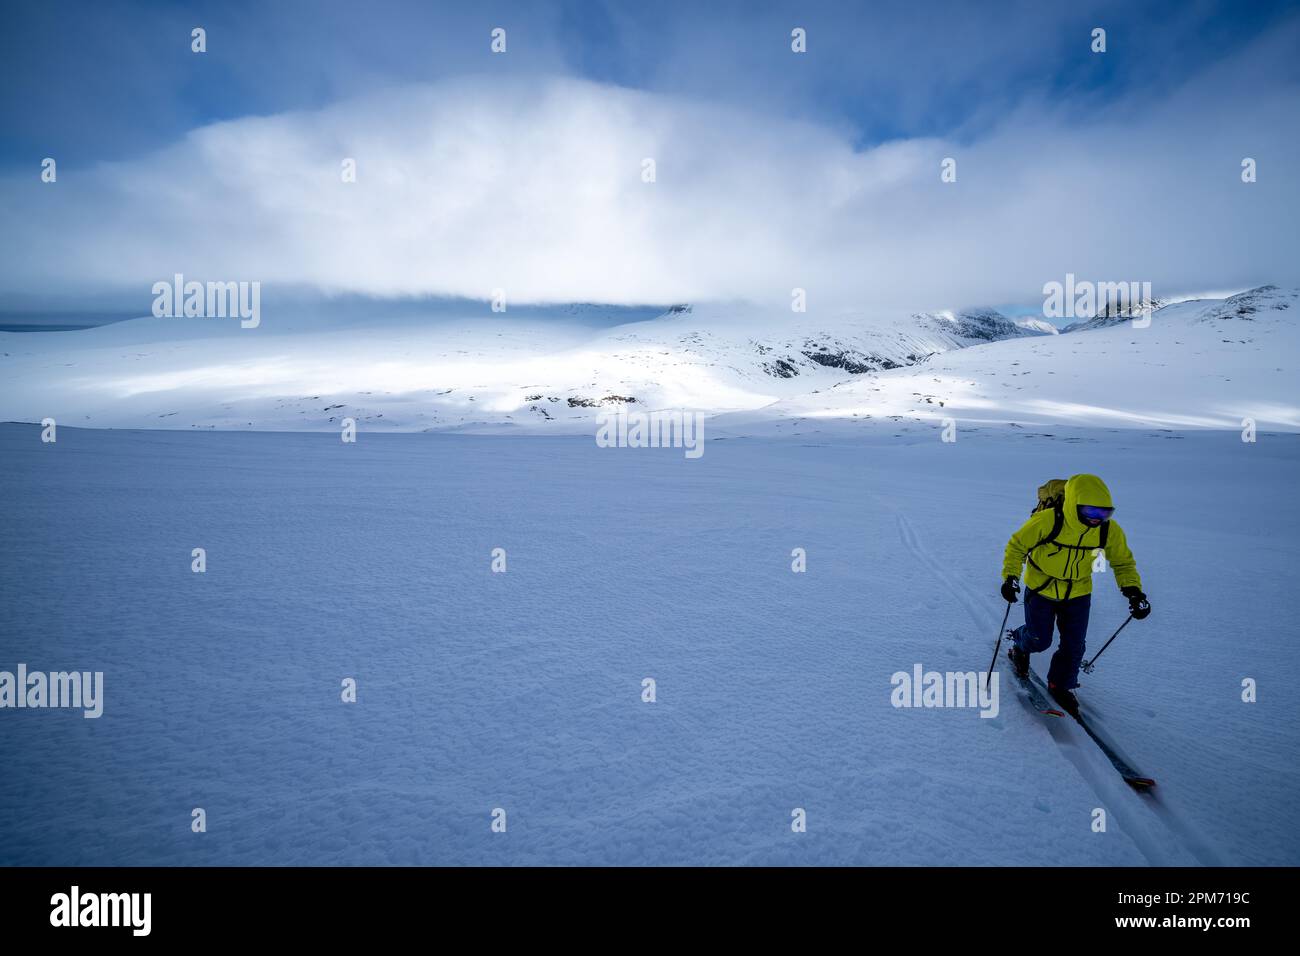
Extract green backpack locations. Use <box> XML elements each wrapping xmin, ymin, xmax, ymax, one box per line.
<box><xmin>1032</xmin><ymin>478</ymin><xmax>1068</xmax><ymax>516</ymax></box>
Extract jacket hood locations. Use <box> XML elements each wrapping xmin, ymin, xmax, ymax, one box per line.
<box><xmin>1063</xmin><ymin>473</ymin><xmax>1114</xmax><ymax>532</ymax></box>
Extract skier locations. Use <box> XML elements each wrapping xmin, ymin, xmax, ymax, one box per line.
<box><xmin>999</xmin><ymin>473</ymin><xmax>1150</xmax><ymax>717</ymax></box>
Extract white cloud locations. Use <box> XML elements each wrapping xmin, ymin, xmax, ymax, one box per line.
<box><xmin>5</xmin><ymin>50</ymin><xmax>1298</xmax><ymax>313</ymax></box>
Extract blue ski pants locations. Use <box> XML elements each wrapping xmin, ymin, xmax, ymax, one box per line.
<box><xmin>1011</xmin><ymin>589</ymin><xmax>1092</xmax><ymax>690</ymax></box>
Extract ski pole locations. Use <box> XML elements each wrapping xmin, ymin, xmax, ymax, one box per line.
<box><xmin>986</xmin><ymin>600</ymin><xmax>1013</xmax><ymax>692</ymax></box>
<box><xmin>1081</xmin><ymin>614</ymin><xmax>1134</xmax><ymax>674</ymax></box>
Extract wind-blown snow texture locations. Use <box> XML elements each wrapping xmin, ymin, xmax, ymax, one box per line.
<box><xmin>2</xmin><ymin>423</ymin><xmax>1296</xmax><ymax>865</ymax></box>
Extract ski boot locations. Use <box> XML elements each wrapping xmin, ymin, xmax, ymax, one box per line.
<box><xmin>1007</xmin><ymin>641</ymin><xmax>1030</xmax><ymax>680</ymax></box>
<box><xmin>1048</xmin><ymin>682</ymin><xmax>1080</xmax><ymax>719</ymax></box>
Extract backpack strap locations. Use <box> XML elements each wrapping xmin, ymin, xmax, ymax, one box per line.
<box><xmin>1099</xmin><ymin>520</ymin><xmax>1110</xmax><ymax>550</ymax></box>
<box><xmin>1040</xmin><ymin>501</ymin><xmax>1065</xmax><ymax>548</ymax></box>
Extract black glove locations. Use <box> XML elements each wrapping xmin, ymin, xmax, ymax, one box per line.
<box><xmin>1000</xmin><ymin>576</ymin><xmax>1020</xmax><ymax>604</ymax></box>
<box><xmin>1122</xmin><ymin>586</ymin><xmax>1151</xmax><ymax>620</ymax></box>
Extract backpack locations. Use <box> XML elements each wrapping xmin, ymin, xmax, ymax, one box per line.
<box><xmin>1031</xmin><ymin>478</ymin><xmax>1108</xmax><ymax>549</ymax></box>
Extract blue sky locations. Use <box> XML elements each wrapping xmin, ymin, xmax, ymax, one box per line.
<box><xmin>2</xmin><ymin>0</ymin><xmax>1298</xmax><ymax>312</ymax></box>
<box><xmin>4</xmin><ymin>0</ymin><xmax>1295</xmax><ymax>169</ymax></box>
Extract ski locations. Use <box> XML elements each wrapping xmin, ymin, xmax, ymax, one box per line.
<box><xmin>1004</xmin><ymin>647</ymin><xmax>1065</xmax><ymax>718</ymax></box>
<box><xmin>1023</xmin><ymin>667</ymin><xmax>1156</xmax><ymax>792</ymax></box>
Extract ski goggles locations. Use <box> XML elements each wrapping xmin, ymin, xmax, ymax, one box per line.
<box><xmin>1077</xmin><ymin>504</ymin><xmax>1115</xmax><ymax>523</ymax></box>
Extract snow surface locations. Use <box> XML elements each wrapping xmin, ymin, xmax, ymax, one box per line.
<box><xmin>1</xmin><ymin>422</ymin><xmax>1296</xmax><ymax>865</ymax></box>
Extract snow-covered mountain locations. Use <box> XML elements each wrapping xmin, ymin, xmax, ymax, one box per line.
<box><xmin>1059</xmin><ymin>295</ymin><xmax>1167</xmax><ymax>334</ymax></box>
<box><xmin>1</xmin><ymin>286</ymin><xmax>1294</xmax><ymax>433</ymax></box>
<box><xmin>1015</xmin><ymin>317</ymin><xmax>1059</xmax><ymax>335</ymax></box>
<box><xmin>0</xmin><ymin>301</ymin><xmax>1042</xmax><ymax>432</ymax></box>
<box><xmin>734</xmin><ymin>285</ymin><xmax>1298</xmax><ymax>432</ymax></box>
<box><xmin>916</xmin><ymin>307</ymin><xmax>1044</xmax><ymax>343</ymax></box>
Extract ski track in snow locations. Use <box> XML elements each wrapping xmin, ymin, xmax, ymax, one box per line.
<box><xmin>892</xmin><ymin>511</ymin><xmax>989</xmax><ymax>637</ymax></box>
<box><xmin>1071</xmin><ymin>700</ymin><xmax>1227</xmax><ymax>866</ymax></box>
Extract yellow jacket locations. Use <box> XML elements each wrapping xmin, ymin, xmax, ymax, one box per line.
<box><xmin>1001</xmin><ymin>473</ymin><xmax>1142</xmax><ymax>601</ymax></box>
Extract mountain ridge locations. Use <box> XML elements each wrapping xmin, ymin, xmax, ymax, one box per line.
<box><xmin>0</xmin><ymin>286</ymin><xmax>1293</xmax><ymax>433</ymax></box>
